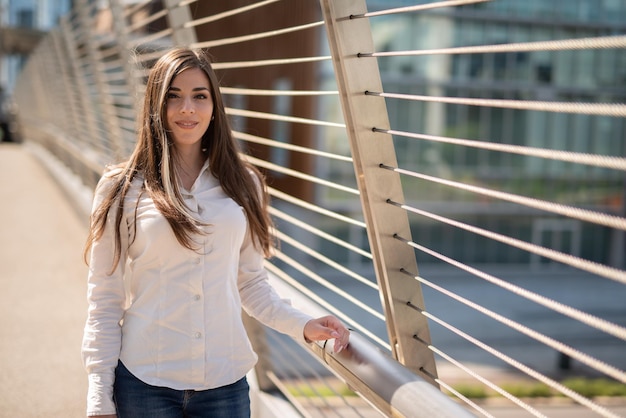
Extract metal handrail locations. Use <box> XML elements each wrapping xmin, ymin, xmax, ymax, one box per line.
<box><xmin>310</xmin><ymin>332</ymin><xmax>475</xmax><ymax>418</ymax></box>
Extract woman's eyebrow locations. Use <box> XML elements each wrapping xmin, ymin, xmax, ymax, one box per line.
<box><xmin>168</xmin><ymin>86</ymin><xmax>210</xmax><ymax>92</ymax></box>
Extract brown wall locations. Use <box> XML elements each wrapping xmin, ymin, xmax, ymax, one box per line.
<box><xmin>189</xmin><ymin>1</ymin><xmax>321</xmax><ymax>201</ymax></box>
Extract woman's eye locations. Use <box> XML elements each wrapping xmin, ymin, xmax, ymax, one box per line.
<box><xmin>195</xmin><ymin>94</ymin><xmax>207</xmax><ymax>100</ymax></box>
<box><xmin>166</xmin><ymin>93</ymin><xmax>179</xmax><ymax>99</ymax></box>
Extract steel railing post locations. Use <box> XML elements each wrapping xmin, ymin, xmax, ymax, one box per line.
<box><xmin>58</xmin><ymin>16</ymin><xmax>103</xmax><ymax>173</ymax></box>
<box><xmin>75</xmin><ymin>0</ymin><xmax>126</xmax><ymax>162</ymax></box>
<box><xmin>319</xmin><ymin>0</ymin><xmax>438</xmax><ymax>384</ymax></box>
<box><xmin>109</xmin><ymin>0</ymin><xmax>140</xmax><ymax>156</ymax></box>
<box><xmin>162</xmin><ymin>0</ymin><xmax>197</xmax><ymax>46</ymax></box>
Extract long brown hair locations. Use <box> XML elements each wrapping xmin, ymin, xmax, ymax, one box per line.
<box><xmin>84</xmin><ymin>48</ymin><xmax>275</xmax><ymax>270</ymax></box>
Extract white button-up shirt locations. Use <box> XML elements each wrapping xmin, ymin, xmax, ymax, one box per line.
<box><xmin>82</xmin><ymin>161</ymin><xmax>312</xmax><ymax>416</ymax></box>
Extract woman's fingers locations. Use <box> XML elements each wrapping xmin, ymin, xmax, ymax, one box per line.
<box><xmin>304</xmin><ymin>315</ymin><xmax>350</xmax><ymax>353</ymax></box>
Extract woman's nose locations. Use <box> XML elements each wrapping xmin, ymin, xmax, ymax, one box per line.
<box><xmin>180</xmin><ymin>97</ymin><xmax>195</xmax><ymax>113</ymax></box>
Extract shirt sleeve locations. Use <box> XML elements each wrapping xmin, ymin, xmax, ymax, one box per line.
<box><xmin>81</xmin><ymin>173</ymin><xmax>128</xmax><ymax>416</ymax></box>
<box><xmin>237</xmin><ymin>225</ymin><xmax>313</xmax><ymax>344</ymax></box>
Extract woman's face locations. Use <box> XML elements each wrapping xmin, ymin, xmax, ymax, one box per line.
<box><xmin>165</xmin><ymin>67</ymin><xmax>214</xmax><ymax>151</ymax></box>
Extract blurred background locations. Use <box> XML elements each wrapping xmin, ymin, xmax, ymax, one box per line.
<box><xmin>2</xmin><ymin>1</ymin><xmax>624</xmax><ymax>270</ymax></box>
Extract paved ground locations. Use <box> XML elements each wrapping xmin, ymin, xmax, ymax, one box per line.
<box><xmin>0</xmin><ymin>143</ymin><xmax>88</xmax><ymax>417</ymax></box>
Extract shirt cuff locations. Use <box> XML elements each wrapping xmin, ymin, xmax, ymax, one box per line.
<box><xmin>287</xmin><ymin>306</ymin><xmax>314</xmax><ymax>345</ymax></box>
<box><xmin>86</xmin><ymin>372</ymin><xmax>116</xmax><ymax>416</ymax></box>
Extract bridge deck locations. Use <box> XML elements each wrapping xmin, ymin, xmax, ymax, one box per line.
<box><xmin>0</xmin><ymin>143</ymin><xmax>87</xmax><ymax>416</ymax></box>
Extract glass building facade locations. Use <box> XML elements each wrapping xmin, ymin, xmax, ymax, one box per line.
<box><xmin>0</xmin><ymin>0</ymin><xmax>72</xmax><ymax>90</ymax></box>
<box><xmin>319</xmin><ymin>0</ymin><xmax>626</xmax><ymax>267</ymax></box>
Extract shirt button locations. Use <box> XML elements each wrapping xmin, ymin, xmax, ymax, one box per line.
<box><xmin>194</xmin><ymin>332</ymin><xmax>202</xmax><ymax>339</ymax></box>
<box><xmin>194</xmin><ymin>294</ymin><xmax>201</xmax><ymax>301</ymax></box>
<box><xmin>194</xmin><ymin>257</ymin><xmax>201</xmax><ymax>264</ymax></box>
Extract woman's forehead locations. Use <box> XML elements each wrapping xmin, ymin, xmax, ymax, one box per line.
<box><xmin>170</xmin><ymin>67</ymin><xmax>211</xmax><ymax>89</ymax></box>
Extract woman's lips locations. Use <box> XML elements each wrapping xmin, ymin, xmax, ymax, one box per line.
<box><xmin>175</xmin><ymin>121</ymin><xmax>198</xmax><ymax>129</ymax></box>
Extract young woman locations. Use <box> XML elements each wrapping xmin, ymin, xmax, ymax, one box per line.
<box><xmin>82</xmin><ymin>47</ymin><xmax>349</xmax><ymax>418</ymax></box>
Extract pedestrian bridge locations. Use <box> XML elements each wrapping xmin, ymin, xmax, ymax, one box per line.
<box><xmin>6</xmin><ymin>1</ymin><xmax>626</xmax><ymax>417</ymax></box>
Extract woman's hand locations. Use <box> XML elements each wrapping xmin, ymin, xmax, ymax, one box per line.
<box><xmin>303</xmin><ymin>315</ymin><xmax>350</xmax><ymax>353</ymax></box>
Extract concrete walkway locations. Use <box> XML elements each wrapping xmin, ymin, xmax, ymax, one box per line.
<box><xmin>0</xmin><ymin>143</ymin><xmax>88</xmax><ymax>417</ymax></box>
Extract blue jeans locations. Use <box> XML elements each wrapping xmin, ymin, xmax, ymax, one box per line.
<box><xmin>114</xmin><ymin>361</ymin><xmax>251</xmax><ymax>418</ymax></box>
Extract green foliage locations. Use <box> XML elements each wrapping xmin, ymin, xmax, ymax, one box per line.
<box><xmin>286</xmin><ymin>377</ymin><xmax>626</xmax><ymax>400</ymax></box>
<box><xmin>501</xmin><ymin>382</ymin><xmax>552</xmax><ymax>398</ymax></box>
<box><xmin>287</xmin><ymin>382</ymin><xmax>357</xmax><ymax>398</ymax></box>
<box><xmin>450</xmin><ymin>384</ymin><xmax>489</xmax><ymax>399</ymax></box>
<box><xmin>561</xmin><ymin>378</ymin><xmax>626</xmax><ymax>398</ymax></box>
<box><xmin>450</xmin><ymin>377</ymin><xmax>626</xmax><ymax>399</ymax></box>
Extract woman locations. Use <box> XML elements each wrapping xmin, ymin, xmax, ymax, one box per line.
<box><xmin>82</xmin><ymin>47</ymin><xmax>349</xmax><ymax>417</ymax></box>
